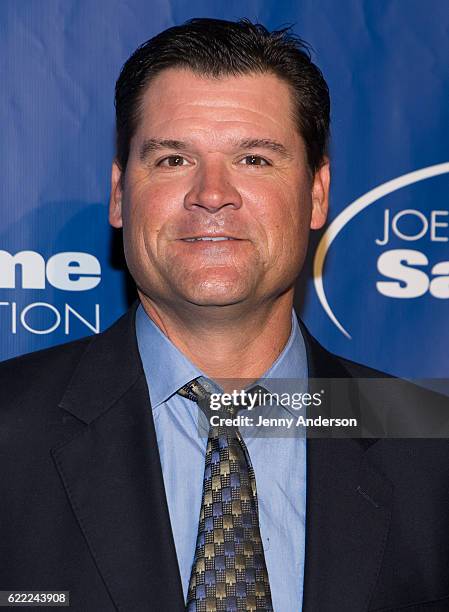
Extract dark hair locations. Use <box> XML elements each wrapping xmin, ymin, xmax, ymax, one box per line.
<box><xmin>115</xmin><ymin>18</ymin><xmax>330</xmax><ymax>177</ymax></box>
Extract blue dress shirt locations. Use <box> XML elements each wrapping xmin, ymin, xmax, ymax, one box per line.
<box><xmin>136</xmin><ymin>303</ymin><xmax>308</xmax><ymax>612</ymax></box>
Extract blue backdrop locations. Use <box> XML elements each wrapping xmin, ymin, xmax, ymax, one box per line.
<box><xmin>1</xmin><ymin>0</ymin><xmax>448</xmax><ymax>378</ymax></box>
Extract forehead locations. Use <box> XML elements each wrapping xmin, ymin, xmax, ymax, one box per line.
<box><xmin>133</xmin><ymin>68</ymin><xmax>301</xmax><ymax>148</ymax></box>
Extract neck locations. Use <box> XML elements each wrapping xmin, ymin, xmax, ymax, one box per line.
<box><xmin>138</xmin><ymin>290</ymin><xmax>294</xmax><ymax>387</ymax></box>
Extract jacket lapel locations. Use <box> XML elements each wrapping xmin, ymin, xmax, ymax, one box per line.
<box><xmin>51</xmin><ymin>303</ymin><xmax>185</xmax><ymax>612</ymax></box>
<box><xmin>299</xmin><ymin>319</ymin><xmax>393</xmax><ymax>612</ymax></box>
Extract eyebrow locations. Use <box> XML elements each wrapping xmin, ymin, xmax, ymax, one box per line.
<box><xmin>139</xmin><ymin>137</ymin><xmax>292</xmax><ymax>161</ymax></box>
<box><xmin>237</xmin><ymin>139</ymin><xmax>291</xmax><ymax>158</ymax></box>
<box><xmin>139</xmin><ymin>139</ymin><xmax>187</xmax><ymax>161</ymax></box>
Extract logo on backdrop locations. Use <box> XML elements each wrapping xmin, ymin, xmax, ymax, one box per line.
<box><xmin>314</xmin><ymin>162</ymin><xmax>449</xmax><ymax>338</ymax></box>
<box><xmin>0</xmin><ymin>250</ymin><xmax>101</xmax><ymax>335</ymax></box>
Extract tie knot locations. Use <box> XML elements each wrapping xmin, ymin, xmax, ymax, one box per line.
<box><xmin>177</xmin><ymin>378</ymin><xmax>269</xmax><ymax>418</ymax></box>
<box><xmin>177</xmin><ymin>377</ymin><xmax>224</xmax><ymax>418</ymax></box>
<box><xmin>177</xmin><ymin>377</ymin><xmax>211</xmax><ymax>403</ymax></box>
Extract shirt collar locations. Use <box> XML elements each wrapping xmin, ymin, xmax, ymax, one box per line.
<box><xmin>136</xmin><ymin>303</ymin><xmax>205</xmax><ymax>408</ymax></box>
<box><xmin>135</xmin><ymin>302</ymin><xmax>308</xmax><ymax>410</ymax></box>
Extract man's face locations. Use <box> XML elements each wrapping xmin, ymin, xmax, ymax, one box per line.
<box><xmin>109</xmin><ymin>69</ymin><xmax>329</xmax><ymax>311</ymax></box>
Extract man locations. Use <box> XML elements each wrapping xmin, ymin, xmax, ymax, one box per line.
<box><xmin>1</xmin><ymin>18</ymin><xmax>449</xmax><ymax>612</ymax></box>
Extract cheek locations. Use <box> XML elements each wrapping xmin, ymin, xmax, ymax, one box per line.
<box><xmin>240</xmin><ymin>179</ymin><xmax>311</xmax><ymax>254</ymax></box>
<box><xmin>123</xmin><ymin>180</ymin><xmax>183</xmax><ymax>243</ymax></box>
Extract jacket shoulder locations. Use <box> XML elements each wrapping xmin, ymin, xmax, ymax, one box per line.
<box><xmin>0</xmin><ymin>335</ymin><xmax>94</xmax><ymax>407</ymax></box>
<box><xmin>0</xmin><ymin>304</ymin><xmax>137</xmax><ymax>422</ymax></box>
<box><xmin>298</xmin><ymin>316</ymin><xmax>392</xmax><ymax>380</ymax></box>
<box><xmin>335</xmin><ymin>354</ymin><xmax>393</xmax><ymax>379</ymax></box>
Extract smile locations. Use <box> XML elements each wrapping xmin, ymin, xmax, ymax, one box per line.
<box><xmin>181</xmin><ymin>237</ymin><xmax>238</xmax><ymax>242</ymax></box>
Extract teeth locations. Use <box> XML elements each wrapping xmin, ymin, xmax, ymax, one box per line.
<box><xmin>184</xmin><ymin>237</ymin><xmax>234</xmax><ymax>242</ymax></box>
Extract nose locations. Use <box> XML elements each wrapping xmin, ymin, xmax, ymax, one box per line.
<box><xmin>184</xmin><ymin>159</ymin><xmax>242</xmax><ymax>213</ymax></box>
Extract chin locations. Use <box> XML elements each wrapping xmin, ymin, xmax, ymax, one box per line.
<box><xmin>180</xmin><ymin>277</ymin><xmax>254</xmax><ymax>307</ymax></box>
<box><xmin>185</xmin><ymin>295</ymin><xmax>247</xmax><ymax>307</ymax></box>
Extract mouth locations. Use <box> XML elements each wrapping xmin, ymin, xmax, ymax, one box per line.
<box><xmin>180</xmin><ymin>236</ymin><xmax>241</xmax><ymax>242</ymax></box>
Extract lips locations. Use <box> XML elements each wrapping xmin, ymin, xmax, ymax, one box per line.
<box><xmin>181</xmin><ymin>236</ymin><xmax>239</xmax><ymax>242</ymax></box>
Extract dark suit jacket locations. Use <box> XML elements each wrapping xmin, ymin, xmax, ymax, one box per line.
<box><xmin>1</xmin><ymin>301</ymin><xmax>449</xmax><ymax>611</ymax></box>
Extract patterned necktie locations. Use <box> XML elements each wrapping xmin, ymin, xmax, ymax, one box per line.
<box><xmin>178</xmin><ymin>378</ymin><xmax>274</xmax><ymax>612</ymax></box>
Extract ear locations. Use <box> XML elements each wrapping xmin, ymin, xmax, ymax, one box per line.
<box><xmin>310</xmin><ymin>158</ymin><xmax>330</xmax><ymax>230</ymax></box>
<box><xmin>109</xmin><ymin>160</ymin><xmax>124</xmax><ymax>228</ymax></box>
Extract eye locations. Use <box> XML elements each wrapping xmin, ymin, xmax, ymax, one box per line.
<box><xmin>157</xmin><ymin>155</ymin><xmax>189</xmax><ymax>167</ymax></box>
<box><xmin>239</xmin><ymin>155</ymin><xmax>271</xmax><ymax>166</ymax></box>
